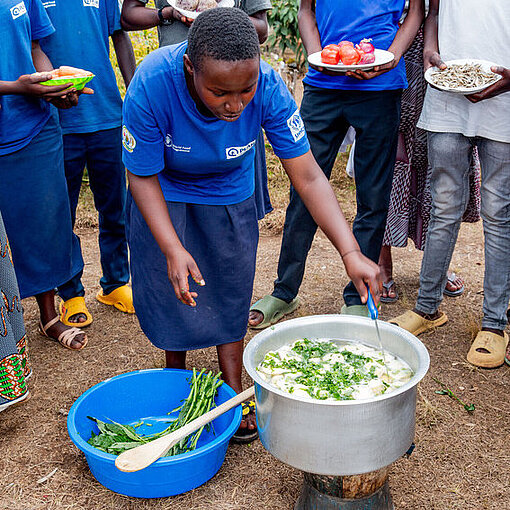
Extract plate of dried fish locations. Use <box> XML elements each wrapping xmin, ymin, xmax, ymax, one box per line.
<box><xmin>425</xmin><ymin>59</ymin><xmax>502</xmax><ymax>94</ymax></box>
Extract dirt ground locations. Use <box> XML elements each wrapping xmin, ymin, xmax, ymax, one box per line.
<box><xmin>1</xmin><ymin>162</ymin><xmax>509</xmax><ymax>510</ymax></box>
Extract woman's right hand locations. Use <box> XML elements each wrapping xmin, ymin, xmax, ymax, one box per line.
<box><xmin>166</xmin><ymin>247</ymin><xmax>205</xmax><ymax>306</ymax></box>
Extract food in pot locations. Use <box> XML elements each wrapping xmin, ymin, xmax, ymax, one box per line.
<box><xmin>257</xmin><ymin>338</ymin><xmax>413</xmax><ymax>401</ymax></box>
<box><xmin>429</xmin><ymin>63</ymin><xmax>499</xmax><ymax>90</ymax></box>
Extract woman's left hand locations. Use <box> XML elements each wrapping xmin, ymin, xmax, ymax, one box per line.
<box><xmin>346</xmin><ymin>59</ymin><xmax>397</xmax><ymax>80</ymax></box>
<box><xmin>342</xmin><ymin>251</ymin><xmax>381</xmax><ymax>305</ymax></box>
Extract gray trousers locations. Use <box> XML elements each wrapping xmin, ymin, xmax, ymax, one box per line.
<box><xmin>416</xmin><ymin>132</ymin><xmax>510</xmax><ymax>330</ymax></box>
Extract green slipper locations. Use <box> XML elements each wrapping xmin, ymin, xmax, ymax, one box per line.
<box><xmin>340</xmin><ymin>304</ymin><xmax>369</xmax><ymax>317</ymax></box>
<box><xmin>249</xmin><ymin>295</ymin><xmax>299</xmax><ymax>330</ymax></box>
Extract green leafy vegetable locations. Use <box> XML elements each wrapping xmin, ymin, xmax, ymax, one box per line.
<box><xmin>87</xmin><ymin>369</ymin><xmax>223</xmax><ymax>456</ymax></box>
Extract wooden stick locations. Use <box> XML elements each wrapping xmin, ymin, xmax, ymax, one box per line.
<box><xmin>115</xmin><ymin>386</ymin><xmax>255</xmax><ymax>472</ymax></box>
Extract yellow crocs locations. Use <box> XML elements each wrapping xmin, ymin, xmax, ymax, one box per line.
<box><xmin>59</xmin><ymin>296</ymin><xmax>93</xmax><ymax>327</ymax></box>
<box><xmin>96</xmin><ymin>285</ymin><xmax>135</xmax><ymax>314</ymax></box>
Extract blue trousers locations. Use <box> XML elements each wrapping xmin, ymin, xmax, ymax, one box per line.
<box><xmin>272</xmin><ymin>85</ymin><xmax>401</xmax><ymax>306</ymax></box>
<box><xmin>58</xmin><ymin>127</ymin><xmax>129</xmax><ymax>300</ymax></box>
<box><xmin>416</xmin><ymin>133</ymin><xmax>510</xmax><ymax>330</ymax></box>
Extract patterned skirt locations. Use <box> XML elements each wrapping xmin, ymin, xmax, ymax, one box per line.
<box><xmin>0</xmin><ymin>212</ymin><xmax>29</xmax><ymax>410</ymax></box>
<box><xmin>383</xmin><ymin>30</ymin><xmax>481</xmax><ymax>250</ymax></box>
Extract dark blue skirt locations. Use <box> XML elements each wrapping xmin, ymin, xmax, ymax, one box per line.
<box><xmin>0</xmin><ymin>112</ymin><xmax>83</xmax><ymax>299</ymax></box>
<box><xmin>127</xmin><ymin>194</ymin><xmax>259</xmax><ymax>351</ymax></box>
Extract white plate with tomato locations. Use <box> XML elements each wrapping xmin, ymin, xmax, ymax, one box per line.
<box><xmin>308</xmin><ymin>39</ymin><xmax>394</xmax><ymax>72</ymax></box>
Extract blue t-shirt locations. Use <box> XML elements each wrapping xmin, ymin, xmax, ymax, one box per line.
<box><xmin>0</xmin><ymin>0</ymin><xmax>54</xmax><ymax>155</ymax></box>
<box><xmin>40</xmin><ymin>0</ymin><xmax>122</xmax><ymax>134</ymax></box>
<box><xmin>304</xmin><ymin>0</ymin><xmax>408</xmax><ymax>91</ymax></box>
<box><xmin>122</xmin><ymin>43</ymin><xmax>310</xmax><ymax>206</ymax></box>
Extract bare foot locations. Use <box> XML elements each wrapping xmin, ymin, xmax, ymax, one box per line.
<box><xmin>445</xmin><ymin>272</ymin><xmax>464</xmax><ymax>294</ymax></box>
<box><xmin>44</xmin><ymin>317</ymin><xmax>87</xmax><ymax>350</ymax></box>
<box><xmin>248</xmin><ymin>309</ymin><xmax>264</xmax><ymax>327</ymax></box>
<box><xmin>66</xmin><ymin>312</ymin><xmax>87</xmax><ymax>324</ymax></box>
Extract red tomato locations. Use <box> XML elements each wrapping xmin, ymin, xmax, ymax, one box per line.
<box><xmin>338</xmin><ymin>45</ymin><xmax>361</xmax><ymax>65</ymax></box>
<box><xmin>338</xmin><ymin>40</ymin><xmax>354</xmax><ymax>48</ymax></box>
<box><xmin>358</xmin><ymin>38</ymin><xmax>375</xmax><ymax>54</ymax></box>
<box><xmin>321</xmin><ymin>45</ymin><xmax>340</xmax><ymax>65</ymax></box>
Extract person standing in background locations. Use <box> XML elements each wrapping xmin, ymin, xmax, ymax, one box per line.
<box><xmin>120</xmin><ymin>0</ymin><xmax>273</xmax><ymax>220</ymax></box>
<box><xmin>249</xmin><ymin>0</ymin><xmax>424</xmax><ymax>328</ymax></box>
<box><xmin>378</xmin><ymin>0</ymin><xmax>481</xmax><ymax>303</ymax></box>
<box><xmin>0</xmin><ymin>0</ymin><xmax>87</xmax><ymax>350</ymax></box>
<box><xmin>391</xmin><ymin>0</ymin><xmax>510</xmax><ymax>369</ymax></box>
<box><xmin>40</xmin><ymin>0</ymin><xmax>136</xmax><ymax>328</ymax></box>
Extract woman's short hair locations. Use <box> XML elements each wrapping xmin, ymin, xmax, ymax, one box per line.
<box><xmin>187</xmin><ymin>8</ymin><xmax>260</xmax><ymax>72</ymax></box>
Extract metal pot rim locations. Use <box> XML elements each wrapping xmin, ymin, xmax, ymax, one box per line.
<box><xmin>243</xmin><ymin>314</ymin><xmax>430</xmax><ymax>406</ymax></box>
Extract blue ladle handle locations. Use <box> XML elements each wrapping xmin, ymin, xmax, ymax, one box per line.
<box><xmin>365</xmin><ymin>284</ymin><xmax>378</xmax><ymax>320</ymax></box>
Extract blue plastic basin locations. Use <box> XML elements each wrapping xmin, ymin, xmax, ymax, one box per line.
<box><xmin>67</xmin><ymin>369</ymin><xmax>242</xmax><ymax>498</ymax></box>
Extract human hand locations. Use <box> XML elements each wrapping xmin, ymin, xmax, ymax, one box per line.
<box><xmin>423</xmin><ymin>50</ymin><xmax>446</xmax><ymax>72</ymax></box>
<box><xmin>13</xmin><ymin>72</ymin><xmax>74</xmax><ymax>98</ymax></box>
<box><xmin>48</xmin><ymin>87</ymin><xmax>94</xmax><ymax>109</ymax></box>
<box><xmin>345</xmin><ymin>59</ymin><xmax>397</xmax><ymax>80</ymax></box>
<box><xmin>465</xmin><ymin>66</ymin><xmax>510</xmax><ymax>103</ymax></box>
<box><xmin>342</xmin><ymin>250</ymin><xmax>381</xmax><ymax>305</ymax></box>
<box><xmin>162</xmin><ymin>6</ymin><xmax>193</xmax><ymax>26</ymax></box>
<box><xmin>166</xmin><ymin>247</ymin><xmax>205</xmax><ymax>306</ymax></box>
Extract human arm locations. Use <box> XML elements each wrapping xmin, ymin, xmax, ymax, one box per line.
<box><xmin>348</xmin><ymin>0</ymin><xmax>425</xmax><ymax>80</ymax></box>
<box><xmin>423</xmin><ymin>0</ymin><xmax>445</xmax><ymax>71</ymax></box>
<box><xmin>466</xmin><ymin>67</ymin><xmax>510</xmax><ymax>103</ymax></box>
<box><xmin>112</xmin><ymin>30</ymin><xmax>136</xmax><ymax>88</ymax></box>
<box><xmin>298</xmin><ymin>0</ymin><xmax>321</xmax><ymax>56</ymax></box>
<box><xmin>249</xmin><ymin>10</ymin><xmax>269</xmax><ymax>44</ymax></box>
<box><xmin>127</xmin><ymin>172</ymin><xmax>204</xmax><ymax>306</ymax></box>
<box><xmin>120</xmin><ymin>0</ymin><xmax>192</xmax><ymax>31</ymax></box>
<box><xmin>281</xmin><ymin>151</ymin><xmax>381</xmax><ymax>303</ymax></box>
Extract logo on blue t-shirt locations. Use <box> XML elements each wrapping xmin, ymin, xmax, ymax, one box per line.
<box><xmin>42</xmin><ymin>1</ymin><xmax>56</xmax><ymax>8</ymax></box>
<box><xmin>83</xmin><ymin>0</ymin><xmax>99</xmax><ymax>8</ymax></box>
<box><xmin>287</xmin><ymin>110</ymin><xmax>305</xmax><ymax>143</ymax></box>
<box><xmin>122</xmin><ymin>126</ymin><xmax>136</xmax><ymax>153</ymax></box>
<box><xmin>226</xmin><ymin>139</ymin><xmax>256</xmax><ymax>160</ymax></box>
<box><xmin>165</xmin><ymin>134</ymin><xmax>191</xmax><ymax>153</ymax></box>
<box><xmin>10</xmin><ymin>1</ymin><xmax>27</xmax><ymax>19</ymax></box>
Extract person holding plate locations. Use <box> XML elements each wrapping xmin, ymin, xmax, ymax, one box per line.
<box><xmin>249</xmin><ymin>0</ymin><xmax>424</xmax><ymax>328</ymax></box>
<box><xmin>391</xmin><ymin>0</ymin><xmax>510</xmax><ymax>369</ymax></box>
<box><xmin>0</xmin><ymin>0</ymin><xmax>87</xmax><ymax>350</ymax></box>
<box><xmin>123</xmin><ymin>8</ymin><xmax>380</xmax><ymax>442</ymax></box>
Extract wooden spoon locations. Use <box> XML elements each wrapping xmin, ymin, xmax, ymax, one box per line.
<box><xmin>115</xmin><ymin>386</ymin><xmax>255</xmax><ymax>472</ymax></box>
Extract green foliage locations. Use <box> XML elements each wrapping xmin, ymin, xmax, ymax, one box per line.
<box><xmin>266</xmin><ymin>0</ymin><xmax>305</xmax><ymax>70</ymax></box>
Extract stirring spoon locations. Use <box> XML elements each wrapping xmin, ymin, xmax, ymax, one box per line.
<box><xmin>366</xmin><ymin>285</ymin><xmax>390</xmax><ymax>379</ymax></box>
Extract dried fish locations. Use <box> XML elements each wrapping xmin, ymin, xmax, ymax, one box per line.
<box><xmin>429</xmin><ymin>63</ymin><xmax>498</xmax><ymax>90</ymax></box>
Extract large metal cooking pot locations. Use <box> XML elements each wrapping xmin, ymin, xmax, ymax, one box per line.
<box><xmin>243</xmin><ymin>315</ymin><xmax>429</xmax><ymax>476</ymax></box>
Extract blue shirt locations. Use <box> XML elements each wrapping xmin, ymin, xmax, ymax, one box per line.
<box><xmin>0</xmin><ymin>0</ymin><xmax>54</xmax><ymax>155</ymax></box>
<box><xmin>40</xmin><ymin>0</ymin><xmax>122</xmax><ymax>134</ymax></box>
<box><xmin>304</xmin><ymin>0</ymin><xmax>408</xmax><ymax>91</ymax></box>
<box><xmin>122</xmin><ymin>43</ymin><xmax>310</xmax><ymax>206</ymax></box>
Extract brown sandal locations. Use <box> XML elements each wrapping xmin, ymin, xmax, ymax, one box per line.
<box><xmin>38</xmin><ymin>316</ymin><xmax>88</xmax><ymax>351</ymax></box>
